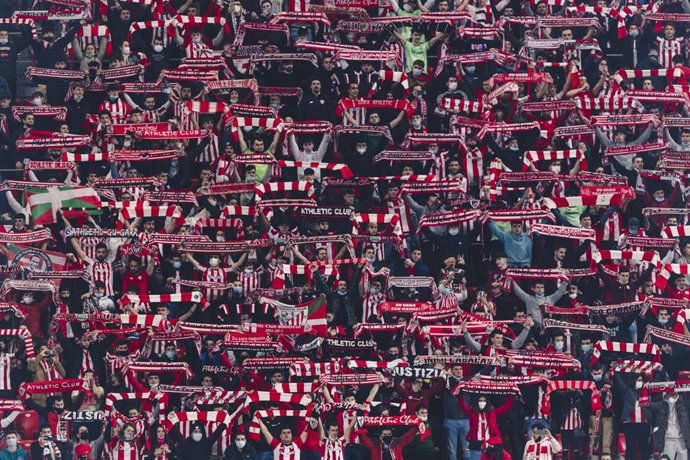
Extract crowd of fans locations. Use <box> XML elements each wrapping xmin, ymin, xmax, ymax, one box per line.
<box><xmin>3</xmin><ymin>0</ymin><xmax>690</xmax><ymax>459</ymax></box>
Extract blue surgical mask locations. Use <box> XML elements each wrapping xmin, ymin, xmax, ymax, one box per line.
<box><xmin>581</xmin><ymin>344</ymin><xmax>591</xmax><ymax>353</ymax></box>
<box><xmin>173</xmin><ymin>261</ymin><xmax>182</xmax><ymax>269</ymax></box>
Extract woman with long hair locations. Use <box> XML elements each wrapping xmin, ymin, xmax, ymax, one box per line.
<box><xmin>458</xmin><ymin>393</ymin><xmax>513</xmax><ymax>460</ymax></box>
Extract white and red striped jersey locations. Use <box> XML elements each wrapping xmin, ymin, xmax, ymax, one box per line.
<box><xmin>321</xmin><ymin>438</ymin><xmax>346</xmax><ymax>460</ymax></box>
<box><xmin>463</xmin><ymin>146</ymin><xmax>484</xmax><ymax>186</ymax></box>
<box><xmin>99</xmin><ymin>99</ymin><xmax>131</xmax><ymax>124</ymax></box>
<box><xmin>80</xmin><ymin>349</ymin><xmax>95</xmax><ymax>378</ymax></box>
<box><xmin>108</xmin><ymin>439</ymin><xmax>143</xmax><ymax>460</ymax></box>
<box><xmin>213</xmin><ymin>157</ymin><xmax>235</xmax><ymax>182</ymax></box>
<box><xmin>86</xmin><ymin>258</ymin><xmax>114</xmax><ymax>296</ymax></box>
<box><xmin>599</xmin><ymin>210</ymin><xmax>623</xmax><ymax>242</ymax></box>
<box><xmin>271</xmin><ymin>438</ymin><xmax>304</xmax><ymax>460</ymax></box>
<box><xmin>185</xmin><ymin>41</ymin><xmax>213</xmax><ymax>58</ymax></box>
<box><xmin>0</xmin><ymin>354</ymin><xmax>11</xmax><ymax>391</ymax></box>
<box><xmin>476</xmin><ymin>412</ymin><xmax>490</xmax><ymax>441</ymax></box>
<box><xmin>197</xmin><ymin>266</ymin><xmax>229</xmax><ymax>301</ymax></box>
<box><xmin>562</xmin><ymin>407</ymin><xmax>582</xmax><ymax>431</ymax></box>
<box><xmin>657</xmin><ymin>36</ymin><xmax>683</xmax><ymax>68</ymax></box>
<box><xmin>361</xmin><ymin>292</ymin><xmax>385</xmax><ymax>322</ymax></box>
<box><xmin>523</xmin><ymin>439</ymin><xmax>558</xmax><ymax>460</ymax></box>
<box><xmin>198</xmin><ymin>132</ymin><xmax>220</xmax><ymax>163</ymax></box>
<box><xmin>385</xmin><ymin>198</ymin><xmax>412</xmax><ymax>235</ymax></box>
<box><xmin>629</xmin><ymin>399</ymin><xmax>646</xmax><ymax>423</ymax></box>
<box><xmin>239</xmin><ymin>269</ymin><xmax>262</xmax><ymax>296</ymax></box>
<box><xmin>79</xmin><ymin>236</ymin><xmax>103</xmax><ymax>260</ymax></box>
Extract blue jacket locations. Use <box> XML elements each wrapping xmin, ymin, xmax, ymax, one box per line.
<box><xmin>0</xmin><ymin>446</ymin><xmax>29</xmax><ymax>460</ymax></box>
<box><xmin>488</xmin><ymin>221</ymin><xmax>532</xmax><ymax>267</ymax></box>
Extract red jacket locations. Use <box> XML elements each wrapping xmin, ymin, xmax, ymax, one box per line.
<box><xmin>458</xmin><ymin>397</ymin><xmax>513</xmax><ymax>442</ymax></box>
<box><xmin>359</xmin><ymin>427</ymin><xmax>417</xmax><ymax>460</ymax></box>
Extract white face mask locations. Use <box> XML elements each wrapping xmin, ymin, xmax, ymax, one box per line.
<box><xmin>411</xmin><ymin>120</ymin><xmax>421</xmax><ymax>128</ymax></box>
<box><xmin>244</xmin><ymin>268</ymin><xmax>253</xmax><ymax>274</ymax></box>
<box><xmin>165</xmin><ymin>351</ymin><xmax>176</xmax><ymax>359</ymax></box>
<box><xmin>216</xmin><ymin>235</ymin><xmax>225</xmax><ymax>242</ymax></box>
<box><xmin>356</xmin><ymin>147</ymin><xmax>367</xmax><ymax>154</ymax></box>
<box><xmin>209</xmin><ymin>258</ymin><xmax>219</xmax><ymax>268</ymax></box>
<box><xmin>655</xmin><ymin>196</ymin><xmax>665</xmax><ymax>203</ymax></box>
<box><xmin>403</xmin><ymin>3</ymin><xmax>413</xmax><ymax>11</ymax></box>
<box><xmin>550</xmin><ymin>165</ymin><xmax>561</xmax><ymax>174</ymax></box>
<box><xmin>192</xmin><ymin>37</ymin><xmax>202</xmax><ymax>44</ymax></box>
<box><xmin>153</xmin><ymin>44</ymin><xmax>163</xmax><ymax>53</ymax></box>
<box><xmin>412</xmin><ymin>68</ymin><xmax>422</xmax><ymax>77</ymax></box>
<box><xmin>192</xmin><ymin>433</ymin><xmax>203</xmax><ymax>442</ymax></box>
<box><xmin>440</xmin><ymin>287</ymin><xmax>451</xmax><ymax>296</ymax></box>
<box><xmin>234</xmin><ymin>4</ymin><xmax>242</xmax><ymax>13</ymax></box>
<box><xmin>448</xmin><ymin>82</ymin><xmax>458</xmax><ymax>91</ymax></box>
<box><xmin>568</xmin><ymin>292</ymin><xmax>578</xmax><ymax>299</ymax></box>
<box><xmin>478</xmin><ymin>401</ymin><xmax>487</xmax><ymax>410</ymax></box>
<box><xmin>448</xmin><ymin>228</ymin><xmax>459</xmax><ymax>236</ymax></box>
<box><xmin>417</xmin><ymin>415</ymin><xmax>428</xmax><ymax>422</ymax></box>
<box><xmin>635</xmin><ymin>381</ymin><xmax>643</xmax><ymax>390</ymax></box>
<box><xmin>669</xmin><ymin>396</ymin><xmax>679</xmax><ymax>403</ymax></box>
<box><xmin>33</xmin><ymin>97</ymin><xmax>43</xmax><ymax>106</ymax></box>
<box><xmin>230</xmin><ymin>97</ymin><xmax>239</xmax><ymax>104</ymax></box>
<box><xmin>236</xmin><ymin>440</ymin><xmax>247</xmax><ymax>449</ymax></box>
<box><xmin>122</xmin><ymin>46</ymin><xmax>130</xmax><ymax>55</ymax></box>
<box><xmin>554</xmin><ymin>341</ymin><xmax>564</xmax><ymax>351</ymax></box>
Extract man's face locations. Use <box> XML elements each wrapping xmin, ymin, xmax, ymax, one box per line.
<box><xmin>311</xmin><ymin>80</ymin><xmax>321</xmax><ymax>93</ymax></box>
<box><xmin>14</xmin><ymin>217</ymin><xmax>25</xmax><ymax>229</ymax></box>
<box><xmin>148</xmin><ymin>375</ymin><xmax>160</xmax><ymax>386</ymax></box>
<box><xmin>491</xmin><ymin>333</ymin><xmax>504</xmax><ymax>347</ymax></box>
<box><xmin>665</xmin><ymin>24</ymin><xmax>676</xmax><ymax>39</ymax></box>
<box><xmin>411</xmin><ymin>249</ymin><xmax>422</xmax><ymax>261</ymax></box>
<box><xmin>181</xmin><ymin>87</ymin><xmax>192</xmax><ymax>100</ymax></box>
<box><xmin>253</xmin><ymin>140</ymin><xmax>265</xmax><ymax>152</ymax></box>
<box><xmin>96</xmin><ymin>247</ymin><xmax>107</xmax><ymax>261</ymax></box>
<box><xmin>348</xmin><ymin>84</ymin><xmax>359</xmax><ymax>97</ymax></box>
<box><xmin>554</xmin><ymin>247</ymin><xmax>566</xmax><ymax>261</ymax></box>
<box><xmin>24</xmin><ymin>115</ymin><xmax>34</xmax><ymax>127</ymax></box>
<box><xmin>280</xmin><ymin>429</ymin><xmax>293</xmax><ymax>444</ymax></box>
<box><xmin>120</xmin><ymin>9</ymin><xmax>131</xmax><ymax>20</ymax></box>
<box><xmin>0</xmin><ymin>31</ymin><xmax>8</xmax><ymax>41</ymax></box>
<box><xmin>41</xmin><ymin>427</ymin><xmax>52</xmax><ymax>438</ymax></box>
<box><xmin>614</xmin><ymin>132</ymin><xmax>626</xmax><ymax>143</ymax></box>
<box><xmin>533</xmin><ymin>283</ymin><xmax>545</xmax><ymax>296</ymax></box>
<box><xmin>368</xmin><ymin>113</ymin><xmax>380</xmax><ymax>125</ymax></box>
<box><xmin>632</xmin><ymin>157</ymin><xmax>643</xmax><ymax>170</ymax></box>
<box><xmin>511</xmin><ymin>222</ymin><xmax>522</xmax><ymax>235</ymax></box>
<box><xmin>618</xmin><ymin>272</ymin><xmax>630</xmax><ymax>284</ymax></box>
<box><xmin>560</xmin><ymin>29</ymin><xmax>573</xmax><ymax>40</ymax></box>
<box><xmin>128</xmin><ymin>261</ymin><xmax>140</xmax><ymax>273</ymax></box>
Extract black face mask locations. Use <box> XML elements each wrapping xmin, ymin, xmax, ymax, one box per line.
<box><xmin>381</xmin><ymin>435</ymin><xmax>392</xmax><ymax>444</ymax></box>
<box><xmin>80</xmin><ymin>432</ymin><xmax>89</xmax><ymax>441</ymax></box>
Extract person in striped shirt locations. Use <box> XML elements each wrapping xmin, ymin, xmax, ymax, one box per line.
<box><xmin>259</xmin><ymin>420</ymin><xmax>311</xmax><ymax>460</ymax></box>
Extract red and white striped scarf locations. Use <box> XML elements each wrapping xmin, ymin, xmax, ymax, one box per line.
<box><xmin>591</xmin><ymin>341</ymin><xmax>660</xmax><ymax>366</ymax></box>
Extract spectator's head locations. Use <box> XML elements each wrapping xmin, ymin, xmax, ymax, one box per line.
<box><xmin>488</xmin><ymin>330</ymin><xmax>504</xmax><ymax>348</ymax></box>
<box><xmin>13</xmin><ymin>213</ymin><xmax>26</xmax><ymax>231</ymax></box>
<box><xmin>552</xmin><ymin>333</ymin><xmax>565</xmax><ymax>352</ymax></box>
<box><xmin>190</xmin><ymin>422</ymin><xmax>205</xmax><ymax>442</ymax></box>
<box><xmin>414</xmin><ymin>405</ymin><xmax>429</xmax><ymax>422</ymax></box>
<box><xmin>0</xmin><ymin>30</ymin><xmax>8</xmax><ymax>44</ymax></box>
<box><xmin>475</xmin><ymin>395</ymin><xmax>491</xmax><ymax>412</ymax></box>
<box><xmin>21</xmin><ymin>112</ymin><xmax>34</xmax><ymax>128</ymax></box>
<box><xmin>494</xmin><ymin>252</ymin><xmax>507</xmax><ymax>270</ymax></box>
<box><xmin>380</xmin><ymin>428</ymin><xmax>393</xmax><ymax>444</ymax></box>
<box><xmin>4</xmin><ymin>431</ymin><xmax>18</xmax><ymax>450</ymax></box>
<box><xmin>664</xmin><ymin>22</ymin><xmax>676</xmax><ymax>39</ymax></box>
<box><xmin>658</xmin><ymin>307</ymin><xmax>672</xmax><ymax>325</ymax></box>
<box><xmin>147</xmin><ymin>373</ymin><xmax>160</xmax><ymax>388</ymax></box>
<box><xmin>510</xmin><ymin>220</ymin><xmax>523</xmax><ymax>235</ymax></box>
<box><xmin>347</xmin><ymin>82</ymin><xmax>359</xmax><ymax>98</ymax></box>
<box><xmin>234</xmin><ymin>432</ymin><xmax>248</xmax><ymax>449</ymax></box>
<box><xmin>279</xmin><ymin>426</ymin><xmax>293</xmax><ymax>445</ymax></box>
<box><xmin>617</xmin><ymin>266</ymin><xmax>630</xmax><ymax>285</ymax></box>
